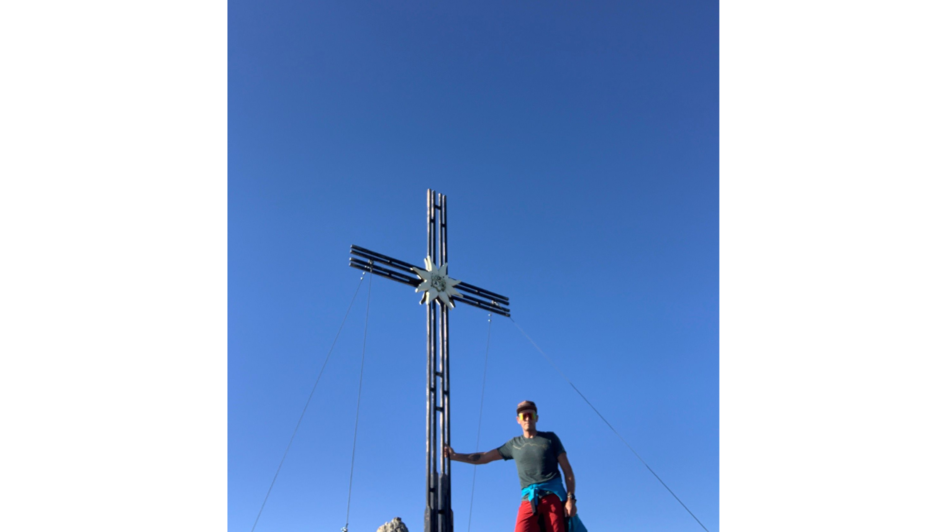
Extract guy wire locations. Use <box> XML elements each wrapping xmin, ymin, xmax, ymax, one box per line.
<box><xmin>467</xmin><ymin>313</ymin><xmax>492</xmax><ymax>532</ymax></box>
<box><xmin>344</xmin><ymin>265</ymin><xmax>373</xmax><ymax>532</ymax></box>
<box><xmin>250</xmin><ymin>272</ymin><xmax>368</xmax><ymax>532</ymax></box>
<box><xmin>508</xmin><ymin>316</ymin><xmax>710</xmax><ymax>532</ymax></box>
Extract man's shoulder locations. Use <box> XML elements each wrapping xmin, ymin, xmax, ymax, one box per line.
<box><xmin>498</xmin><ymin>435</ymin><xmax>522</xmax><ymax>451</ymax></box>
<box><xmin>504</xmin><ymin>435</ymin><xmax>523</xmax><ymax>445</ymax></box>
<box><xmin>538</xmin><ymin>431</ymin><xmax>565</xmax><ymax>453</ymax></box>
<box><xmin>497</xmin><ymin>436</ymin><xmax>522</xmax><ymax>460</ymax></box>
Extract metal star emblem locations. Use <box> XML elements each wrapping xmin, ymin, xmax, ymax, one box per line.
<box><xmin>412</xmin><ymin>256</ymin><xmax>462</xmax><ymax>308</ymax></box>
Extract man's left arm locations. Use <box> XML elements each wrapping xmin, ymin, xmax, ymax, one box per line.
<box><xmin>558</xmin><ymin>452</ymin><xmax>577</xmax><ymax>517</ymax></box>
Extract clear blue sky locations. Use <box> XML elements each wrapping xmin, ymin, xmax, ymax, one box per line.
<box><xmin>229</xmin><ymin>1</ymin><xmax>718</xmax><ymax>531</ymax></box>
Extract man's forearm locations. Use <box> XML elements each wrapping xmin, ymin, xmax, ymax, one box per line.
<box><xmin>564</xmin><ymin>473</ymin><xmax>576</xmax><ymax>496</ymax></box>
<box><xmin>453</xmin><ymin>451</ymin><xmax>485</xmax><ymax>465</ymax></box>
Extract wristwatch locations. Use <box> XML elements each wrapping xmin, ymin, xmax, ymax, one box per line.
<box><xmin>567</xmin><ymin>493</ymin><xmax>577</xmax><ymax>501</ymax></box>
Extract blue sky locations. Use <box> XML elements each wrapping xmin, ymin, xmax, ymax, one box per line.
<box><xmin>229</xmin><ymin>1</ymin><xmax>718</xmax><ymax>531</ymax></box>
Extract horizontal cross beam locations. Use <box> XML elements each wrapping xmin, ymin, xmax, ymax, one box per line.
<box><xmin>351</xmin><ymin>245</ymin><xmax>510</xmax><ymax>304</ymax></box>
<box><xmin>349</xmin><ymin>245</ymin><xmax>511</xmax><ymax>317</ymax></box>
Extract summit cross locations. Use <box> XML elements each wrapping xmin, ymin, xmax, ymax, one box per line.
<box><xmin>348</xmin><ymin>189</ymin><xmax>511</xmax><ymax>532</ymax></box>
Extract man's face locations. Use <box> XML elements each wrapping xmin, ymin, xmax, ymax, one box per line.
<box><xmin>517</xmin><ymin>410</ymin><xmax>537</xmax><ymax>431</ymax></box>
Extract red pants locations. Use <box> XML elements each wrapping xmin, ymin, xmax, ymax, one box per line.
<box><xmin>514</xmin><ymin>495</ymin><xmax>566</xmax><ymax>532</ymax></box>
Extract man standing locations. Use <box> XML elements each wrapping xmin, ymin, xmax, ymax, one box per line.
<box><xmin>445</xmin><ymin>400</ymin><xmax>577</xmax><ymax>532</ymax></box>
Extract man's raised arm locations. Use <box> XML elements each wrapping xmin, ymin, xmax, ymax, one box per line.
<box><xmin>444</xmin><ymin>447</ymin><xmax>502</xmax><ymax>465</ymax></box>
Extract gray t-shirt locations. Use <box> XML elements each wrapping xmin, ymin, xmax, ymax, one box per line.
<box><xmin>497</xmin><ymin>431</ymin><xmax>566</xmax><ymax>490</ymax></box>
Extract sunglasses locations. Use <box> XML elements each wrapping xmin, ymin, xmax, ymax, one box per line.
<box><xmin>518</xmin><ymin>412</ymin><xmax>538</xmax><ymax>421</ymax></box>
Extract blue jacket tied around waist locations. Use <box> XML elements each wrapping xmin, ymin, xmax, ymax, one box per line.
<box><xmin>520</xmin><ymin>478</ymin><xmax>588</xmax><ymax>532</ymax></box>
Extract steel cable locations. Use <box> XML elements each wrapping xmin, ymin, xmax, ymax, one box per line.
<box><xmin>508</xmin><ymin>317</ymin><xmax>711</xmax><ymax>532</ymax></box>
<box><xmin>343</xmin><ymin>266</ymin><xmax>373</xmax><ymax>532</ymax></box>
<box><xmin>466</xmin><ymin>313</ymin><xmax>493</xmax><ymax>532</ymax></box>
<box><xmin>250</xmin><ymin>272</ymin><xmax>368</xmax><ymax>532</ymax></box>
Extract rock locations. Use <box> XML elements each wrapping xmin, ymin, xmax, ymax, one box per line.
<box><xmin>377</xmin><ymin>517</ymin><xmax>409</xmax><ymax>532</ymax></box>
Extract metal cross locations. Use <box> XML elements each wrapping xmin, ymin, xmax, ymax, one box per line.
<box><xmin>348</xmin><ymin>189</ymin><xmax>511</xmax><ymax>532</ymax></box>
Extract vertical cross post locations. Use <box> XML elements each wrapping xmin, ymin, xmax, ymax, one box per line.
<box><xmin>348</xmin><ymin>189</ymin><xmax>510</xmax><ymax>532</ymax></box>
<box><xmin>426</xmin><ymin>190</ymin><xmax>452</xmax><ymax>532</ymax></box>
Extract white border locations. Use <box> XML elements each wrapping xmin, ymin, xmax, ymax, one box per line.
<box><xmin>722</xmin><ymin>1</ymin><xmax>945</xmax><ymax>529</ymax></box>
<box><xmin>0</xmin><ymin>1</ymin><xmax>227</xmax><ymax>530</ymax></box>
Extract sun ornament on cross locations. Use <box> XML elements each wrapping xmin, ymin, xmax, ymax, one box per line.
<box><xmin>412</xmin><ymin>256</ymin><xmax>463</xmax><ymax>308</ymax></box>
